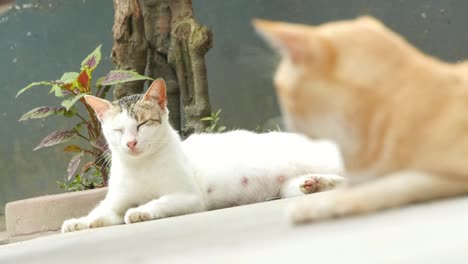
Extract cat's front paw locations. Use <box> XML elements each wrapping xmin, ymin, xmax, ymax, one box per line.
<box><xmin>124</xmin><ymin>207</ymin><xmax>154</xmax><ymax>224</ymax></box>
<box><xmin>61</xmin><ymin>216</ymin><xmax>117</xmax><ymax>232</ymax></box>
<box><xmin>299</xmin><ymin>176</ymin><xmax>322</xmax><ymax>194</ymax></box>
<box><xmin>62</xmin><ymin>217</ymin><xmax>90</xmax><ymax>233</ymax></box>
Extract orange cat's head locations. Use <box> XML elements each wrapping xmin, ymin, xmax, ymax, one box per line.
<box><xmin>254</xmin><ymin>16</ymin><xmax>418</xmax><ymax>137</ymax></box>
<box><xmin>254</xmin><ymin>17</ymin><xmax>436</xmax><ymax>162</ymax></box>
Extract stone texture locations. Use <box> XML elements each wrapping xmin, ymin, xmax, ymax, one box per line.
<box><xmin>5</xmin><ymin>188</ymin><xmax>107</xmax><ymax>237</ymax></box>
<box><xmin>0</xmin><ymin>215</ymin><xmax>5</xmax><ymax>231</ymax></box>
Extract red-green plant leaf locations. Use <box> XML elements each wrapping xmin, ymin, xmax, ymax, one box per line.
<box><xmin>34</xmin><ymin>130</ymin><xmax>77</xmax><ymax>151</ymax></box>
<box><xmin>47</xmin><ymin>72</ymin><xmax>80</xmax><ymax>96</ymax></box>
<box><xmin>19</xmin><ymin>106</ymin><xmax>66</xmax><ymax>121</ymax></box>
<box><xmin>67</xmin><ymin>151</ymin><xmax>84</xmax><ymax>180</ymax></box>
<box><xmin>18</xmin><ymin>72</ymin><xmax>80</xmax><ymax>98</ymax></box>
<box><xmin>100</xmin><ymin>70</ymin><xmax>152</xmax><ymax>86</ymax></box>
<box><xmin>61</xmin><ymin>93</ymin><xmax>88</xmax><ymax>111</ymax></box>
<box><xmin>16</xmin><ymin>81</ymin><xmax>54</xmax><ymax>97</ymax></box>
<box><xmin>81</xmin><ymin>45</ymin><xmax>102</xmax><ymax>71</ymax></box>
<box><xmin>77</xmin><ymin>70</ymin><xmax>90</xmax><ymax>91</ymax></box>
<box><xmin>63</xmin><ymin>144</ymin><xmax>83</xmax><ymax>153</ymax></box>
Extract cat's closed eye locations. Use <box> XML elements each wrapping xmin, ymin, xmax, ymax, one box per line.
<box><xmin>114</xmin><ymin>128</ymin><xmax>123</xmax><ymax>133</ymax></box>
<box><xmin>137</xmin><ymin>120</ymin><xmax>150</xmax><ymax>131</ymax></box>
<box><xmin>137</xmin><ymin>119</ymin><xmax>160</xmax><ymax>131</ymax></box>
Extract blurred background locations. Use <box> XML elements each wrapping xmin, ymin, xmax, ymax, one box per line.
<box><xmin>1</xmin><ymin>0</ymin><xmax>468</xmax><ymax>214</ymax></box>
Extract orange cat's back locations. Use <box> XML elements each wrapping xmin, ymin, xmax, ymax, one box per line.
<box><xmin>254</xmin><ymin>16</ymin><xmax>468</xmax><ymax>223</ymax></box>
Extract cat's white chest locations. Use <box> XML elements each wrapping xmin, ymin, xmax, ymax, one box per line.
<box><xmin>111</xmin><ymin>150</ymin><xmax>199</xmax><ymax>204</ymax></box>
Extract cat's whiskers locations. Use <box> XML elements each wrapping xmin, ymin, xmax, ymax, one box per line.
<box><xmin>94</xmin><ymin>149</ymin><xmax>111</xmax><ymax>164</ymax></box>
<box><xmin>94</xmin><ymin>149</ymin><xmax>112</xmax><ymax>169</ymax></box>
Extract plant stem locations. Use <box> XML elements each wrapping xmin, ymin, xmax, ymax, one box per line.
<box><xmin>75</xmin><ymin>112</ymin><xmax>91</xmax><ymax>126</ymax></box>
<box><xmin>76</xmin><ymin>132</ymin><xmax>90</xmax><ymax>141</ymax></box>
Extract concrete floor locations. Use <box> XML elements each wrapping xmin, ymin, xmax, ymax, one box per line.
<box><xmin>0</xmin><ymin>192</ymin><xmax>467</xmax><ymax>264</ymax></box>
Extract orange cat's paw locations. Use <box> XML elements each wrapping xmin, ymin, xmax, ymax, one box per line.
<box><xmin>289</xmin><ymin>192</ymin><xmax>362</xmax><ymax>224</ymax></box>
<box><xmin>289</xmin><ymin>198</ymin><xmax>337</xmax><ymax>224</ymax></box>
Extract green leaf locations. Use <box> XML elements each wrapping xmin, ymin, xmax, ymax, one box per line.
<box><xmin>71</xmin><ymin>121</ymin><xmax>85</xmax><ymax>133</ymax></box>
<box><xmin>61</xmin><ymin>93</ymin><xmax>88</xmax><ymax>111</ymax></box>
<box><xmin>60</xmin><ymin>72</ymin><xmax>79</xmax><ymax>82</ymax></box>
<box><xmin>34</xmin><ymin>130</ymin><xmax>77</xmax><ymax>151</ymax></box>
<box><xmin>67</xmin><ymin>151</ymin><xmax>84</xmax><ymax>180</ymax></box>
<box><xmin>63</xmin><ymin>107</ymin><xmax>78</xmax><ymax>118</ymax></box>
<box><xmin>100</xmin><ymin>70</ymin><xmax>152</xmax><ymax>86</ymax></box>
<box><xmin>95</xmin><ymin>77</ymin><xmax>105</xmax><ymax>87</ymax></box>
<box><xmin>81</xmin><ymin>45</ymin><xmax>102</xmax><ymax>71</ymax></box>
<box><xmin>200</xmin><ymin>117</ymin><xmax>213</xmax><ymax>121</ymax></box>
<box><xmin>64</xmin><ymin>145</ymin><xmax>83</xmax><ymax>153</ymax></box>
<box><xmin>19</xmin><ymin>106</ymin><xmax>67</xmax><ymax>121</ymax></box>
<box><xmin>16</xmin><ymin>81</ymin><xmax>53</xmax><ymax>97</ymax></box>
<box><xmin>49</xmin><ymin>85</ymin><xmax>65</xmax><ymax>97</ymax></box>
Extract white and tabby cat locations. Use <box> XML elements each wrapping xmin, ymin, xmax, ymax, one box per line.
<box><xmin>62</xmin><ymin>79</ymin><xmax>344</xmax><ymax>232</ymax></box>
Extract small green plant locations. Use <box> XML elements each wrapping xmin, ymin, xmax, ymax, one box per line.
<box><xmin>201</xmin><ymin>109</ymin><xmax>282</xmax><ymax>134</ymax></box>
<box><xmin>56</xmin><ymin>171</ymin><xmax>103</xmax><ymax>192</ymax></box>
<box><xmin>17</xmin><ymin>45</ymin><xmax>152</xmax><ymax>191</ymax></box>
<box><xmin>201</xmin><ymin>109</ymin><xmax>227</xmax><ymax>133</ymax></box>
<box><xmin>255</xmin><ymin>124</ymin><xmax>282</xmax><ymax>133</ymax></box>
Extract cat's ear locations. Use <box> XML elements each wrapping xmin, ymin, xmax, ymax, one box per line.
<box><xmin>143</xmin><ymin>78</ymin><xmax>167</xmax><ymax>109</ymax></box>
<box><xmin>253</xmin><ymin>19</ymin><xmax>330</xmax><ymax>65</ymax></box>
<box><xmin>84</xmin><ymin>95</ymin><xmax>113</xmax><ymax>122</ymax></box>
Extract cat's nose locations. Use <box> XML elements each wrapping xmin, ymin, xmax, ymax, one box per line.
<box><xmin>126</xmin><ymin>140</ymin><xmax>138</xmax><ymax>150</ymax></box>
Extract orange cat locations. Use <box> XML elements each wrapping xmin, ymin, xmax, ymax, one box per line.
<box><xmin>254</xmin><ymin>16</ymin><xmax>468</xmax><ymax>223</ymax></box>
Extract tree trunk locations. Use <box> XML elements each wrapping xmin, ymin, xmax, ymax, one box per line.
<box><xmin>168</xmin><ymin>0</ymin><xmax>212</xmax><ymax>136</ymax></box>
<box><xmin>112</xmin><ymin>0</ymin><xmax>212</xmax><ymax>136</ymax></box>
<box><xmin>142</xmin><ymin>0</ymin><xmax>181</xmax><ymax>131</ymax></box>
<box><xmin>111</xmin><ymin>0</ymin><xmax>148</xmax><ymax>99</ymax></box>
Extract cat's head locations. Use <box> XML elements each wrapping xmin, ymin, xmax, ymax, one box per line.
<box><xmin>254</xmin><ymin>16</ymin><xmax>417</xmax><ymax>140</ymax></box>
<box><xmin>85</xmin><ymin>78</ymin><xmax>170</xmax><ymax>160</ymax></box>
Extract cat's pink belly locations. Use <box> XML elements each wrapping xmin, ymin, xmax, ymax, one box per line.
<box><xmin>204</xmin><ymin>175</ymin><xmax>288</xmax><ymax>210</ymax></box>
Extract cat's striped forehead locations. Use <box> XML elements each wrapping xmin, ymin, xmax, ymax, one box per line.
<box><xmin>114</xmin><ymin>94</ymin><xmax>143</xmax><ymax>113</ymax></box>
<box><xmin>111</xmin><ymin>94</ymin><xmax>161</xmax><ymax>122</ymax></box>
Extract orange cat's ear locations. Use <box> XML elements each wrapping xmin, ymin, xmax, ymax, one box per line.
<box><xmin>253</xmin><ymin>19</ymin><xmax>328</xmax><ymax>65</ymax></box>
<box><xmin>143</xmin><ymin>78</ymin><xmax>167</xmax><ymax>109</ymax></box>
<box><xmin>84</xmin><ymin>95</ymin><xmax>113</xmax><ymax>122</ymax></box>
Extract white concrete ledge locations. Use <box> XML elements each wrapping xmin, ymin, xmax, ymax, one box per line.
<box><xmin>0</xmin><ymin>192</ymin><xmax>467</xmax><ymax>264</ymax></box>
<box><xmin>5</xmin><ymin>188</ymin><xmax>107</xmax><ymax>237</ymax></box>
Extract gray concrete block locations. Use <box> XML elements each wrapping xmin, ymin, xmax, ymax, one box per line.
<box><xmin>5</xmin><ymin>188</ymin><xmax>107</xmax><ymax>237</ymax></box>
